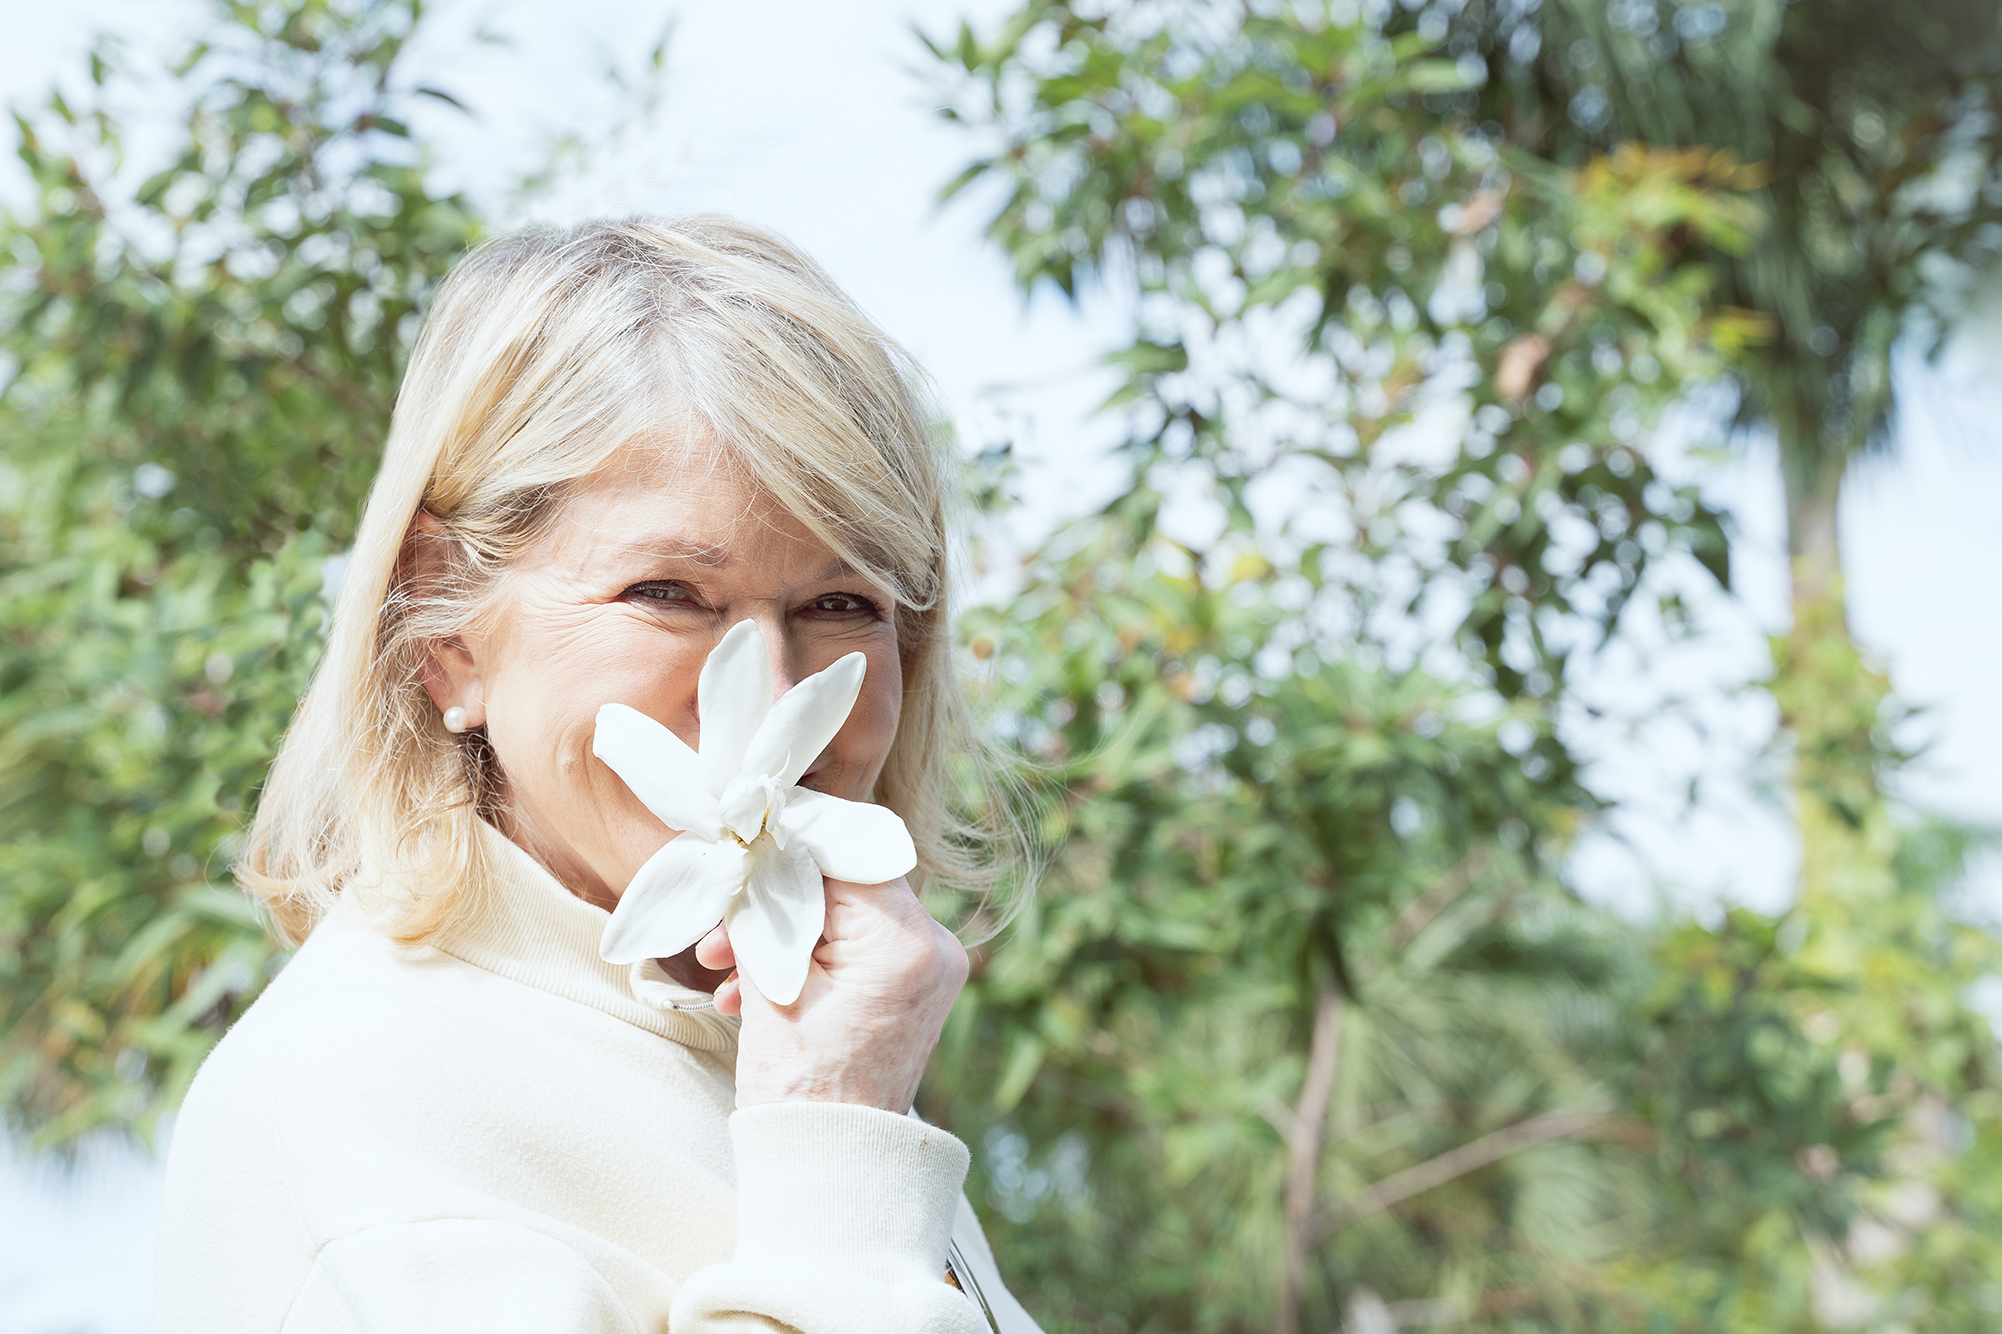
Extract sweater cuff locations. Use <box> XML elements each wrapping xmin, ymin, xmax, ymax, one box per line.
<box><xmin>730</xmin><ymin>1102</ymin><xmax>971</xmax><ymax>1286</ymax></box>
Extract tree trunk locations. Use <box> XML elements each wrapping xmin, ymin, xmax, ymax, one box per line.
<box><xmin>1275</xmin><ymin>985</ymin><xmax>1344</xmax><ymax>1334</ymax></box>
<box><xmin>1784</xmin><ymin>457</ymin><xmax>1846</xmax><ymax>634</ymax></box>
<box><xmin>1773</xmin><ymin>441</ymin><xmax>1892</xmax><ymax>911</ymax></box>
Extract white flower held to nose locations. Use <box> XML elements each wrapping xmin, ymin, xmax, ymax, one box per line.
<box><xmin>591</xmin><ymin>619</ymin><xmax>916</xmax><ymax>1005</ymax></box>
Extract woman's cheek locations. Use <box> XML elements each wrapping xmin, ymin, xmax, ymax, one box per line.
<box><xmin>855</xmin><ymin>648</ymin><xmax>904</xmax><ymax>791</ymax></box>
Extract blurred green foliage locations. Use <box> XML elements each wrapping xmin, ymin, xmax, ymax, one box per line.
<box><xmin>919</xmin><ymin>0</ymin><xmax>2002</xmax><ymax>1330</ymax></box>
<box><xmin>919</xmin><ymin>4</ymin><xmax>1758</xmax><ymax>1325</ymax></box>
<box><xmin>1449</xmin><ymin>0</ymin><xmax>2002</xmax><ymax>545</ymax></box>
<box><xmin>0</xmin><ymin>0</ymin><xmax>477</xmax><ymax>1145</ymax></box>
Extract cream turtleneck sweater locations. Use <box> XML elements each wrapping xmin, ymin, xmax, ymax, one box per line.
<box><xmin>154</xmin><ymin>822</ymin><xmax>1040</xmax><ymax>1333</ymax></box>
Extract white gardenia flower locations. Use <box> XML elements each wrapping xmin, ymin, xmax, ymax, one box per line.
<box><xmin>591</xmin><ymin>618</ymin><xmax>917</xmax><ymax>1005</ymax></box>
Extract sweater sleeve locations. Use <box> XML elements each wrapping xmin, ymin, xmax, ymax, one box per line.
<box><xmin>280</xmin><ymin>1219</ymin><xmax>670</xmax><ymax>1333</ymax></box>
<box><xmin>669</xmin><ymin>1102</ymin><xmax>989</xmax><ymax>1334</ymax></box>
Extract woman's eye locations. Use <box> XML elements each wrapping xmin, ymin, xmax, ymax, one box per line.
<box><xmin>625</xmin><ymin>581</ymin><xmax>699</xmax><ymax>606</ymax></box>
<box><xmin>810</xmin><ymin>592</ymin><xmax>880</xmax><ymax>616</ymax></box>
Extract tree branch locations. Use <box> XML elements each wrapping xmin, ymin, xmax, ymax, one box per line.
<box><xmin>1310</xmin><ymin>1105</ymin><xmax>1605</xmax><ymax>1242</ymax></box>
<box><xmin>1386</xmin><ymin>848</ymin><xmax>1492</xmax><ymax>950</ymax></box>
<box><xmin>1274</xmin><ymin>984</ymin><xmax>1344</xmax><ymax>1334</ymax></box>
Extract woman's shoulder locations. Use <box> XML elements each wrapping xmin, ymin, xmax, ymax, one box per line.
<box><xmin>175</xmin><ymin>890</ymin><xmax>738</xmax><ymax>1146</ymax></box>
<box><xmin>158</xmin><ymin>899</ymin><xmax>744</xmax><ymax>1321</ymax></box>
<box><xmin>184</xmin><ymin>908</ymin><xmax>488</xmax><ymax>1093</ymax></box>
<box><xmin>160</xmin><ymin>909</ymin><xmax>498</xmax><ymax>1193</ymax></box>
<box><xmin>172</xmin><ymin>903</ymin><xmax>651</xmax><ymax>1135</ymax></box>
<box><xmin>154</xmin><ymin>910</ymin><xmax>474</xmax><ymax>1323</ymax></box>
<box><xmin>153</xmin><ymin>908</ymin><xmax>720</xmax><ymax>1333</ymax></box>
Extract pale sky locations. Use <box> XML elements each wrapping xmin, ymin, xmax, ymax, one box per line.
<box><xmin>2</xmin><ymin>1</ymin><xmax>1999</xmax><ymax>1328</ymax></box>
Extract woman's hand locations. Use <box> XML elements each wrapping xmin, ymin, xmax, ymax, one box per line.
<box><xmin>695</xmin><ymin>875</ymin><xmax>968</xmax><ymax>1113</ymax></box>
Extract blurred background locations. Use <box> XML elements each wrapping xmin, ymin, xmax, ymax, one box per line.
<box><xmin>3</xmin><ymin>1</ymin><xmax>2002</xmax><ymax>1330</ymax></box>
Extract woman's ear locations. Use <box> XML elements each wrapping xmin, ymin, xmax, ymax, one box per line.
<box><xmin>404</xmin><ymin>510</ymin><xmax>487</xmax><ymax>727</ymax></box>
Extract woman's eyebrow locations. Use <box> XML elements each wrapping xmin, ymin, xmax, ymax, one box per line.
<box><xmin>607</xmin><ymin>543</ymin><xmax>868</xmax><ymax>582</ymax></box>
<box><xmin>623</xmin><ymin>538</ymin><xmax>731</xmax><ymax>567</ymax></box>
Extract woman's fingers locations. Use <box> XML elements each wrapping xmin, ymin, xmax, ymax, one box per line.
<box><xmin>711</xmin><ymin>970</ymin><xmax>743</xmax><ymax>1016</ymax></box>
<box><xmin>693</xmin><ymin>923</ymin><xmax>745</xmax><ymax>1013</ymax></box>
<box><xmin>697</xmin><ymin>876</ymin><xmax>936</xmax><ymax>982</ymax></box>
<box><xmin>726</xmin><ymin>870</ymin><xmax>967</xmax><ymax>1111</ymax></box>
<box><xmin>811</xmin><ymin>877</ymin><xmax>967</xmax><ymax>1000</ymax></box>
<box><xmin>694</xmin><ymin>921</ymin><xmax>736</xmax><ymax>971</ymax></box>
<box><xmin>818</xmin><ymin>874</ymin><xmax>919</xmax><ymax>936</ymax></box>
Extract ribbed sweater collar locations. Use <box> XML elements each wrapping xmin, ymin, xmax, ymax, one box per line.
<box><xmin>432</xmin><ymin>819</ymin><xmax>741</xmax><ymax>1053</ymax></box>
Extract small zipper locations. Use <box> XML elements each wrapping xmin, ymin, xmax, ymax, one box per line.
<box><xmin>945</xmin><ymin>1236</ymin><xmax>999</xmax><ymax>1330</ymax></box>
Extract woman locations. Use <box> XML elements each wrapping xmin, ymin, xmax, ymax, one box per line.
<box><xmin>154</xmin><ymin>217</ymin><xmax>1041</xmax><ymax>1333</ymax></box>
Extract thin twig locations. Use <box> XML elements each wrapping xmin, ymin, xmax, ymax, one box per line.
<box><xmin>1387</xmin><ymin>847</ymin><xmax>1492</xmax><ymax>950</ymax></box>
<box><xmin>1274</xmin><ymin>984</ymin><xmax>1344</xmax><ymax>1334</ymax></box>
<box><xmin>1310</xmin><ymin>1105</ymin><xmax>1605</xmax><ymax>1242</ymax></box>
<box><xmin>1258</xmin><ymin>1096</ymin><xmax>1300</xmax><ymax>1142</ymax></box>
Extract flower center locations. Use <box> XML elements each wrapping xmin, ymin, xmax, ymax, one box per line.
<box><xmin>720</xmin><ymin>772</ymin><xmax>787</xmax><ymax>847</ymax></box>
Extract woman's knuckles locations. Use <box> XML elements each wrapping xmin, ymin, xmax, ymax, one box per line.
<box><xmin>734</xmin><ymin>884</ymin><xmax>963</xmax><ymax>1111</ymax></box>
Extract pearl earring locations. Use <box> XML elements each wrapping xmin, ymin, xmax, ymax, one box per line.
<box><xmin>442</xmin><ymin>705</ymin><xmax>470</xmax><ymax>734</ymax></box>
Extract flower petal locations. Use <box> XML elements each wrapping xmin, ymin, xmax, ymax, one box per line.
<box><xmin>699</xmin><ymin>619</ymin><xmax>775</xmax><ymax>796</ymax></box>
<box><xmin>599</xmin><ymin>835</ymin><xmax>748</xmax><ymax>965</ymax></box>
<box><xmin>725</xmin><ymin>836</ymin><xmax>825</xmax><ymax>1006</ymax></box>
<box><xmin>778</xmin><ymin>788</ymin><xmax>917</xmax><ymax>885</ymax></box>
<box><xmin>593</xmin><ymin>704</ymin><xmax>723</xmax><ymax>840</ymax></box>
<box><xmin>742</xmin><ymin>651</ymin><xmax>866</xmax><ymax>788</ymax></box>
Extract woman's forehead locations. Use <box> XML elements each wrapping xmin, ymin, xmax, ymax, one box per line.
<box><xmin>545</xmin><ymin>461</ymin><xmax>867</xmax><ymax>583</ymax></box>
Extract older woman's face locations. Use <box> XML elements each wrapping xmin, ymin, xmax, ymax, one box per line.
<box><xmin>421</xmin><ymin>454</ymin><xmax>904</xmax><ymax>912</ymax></box>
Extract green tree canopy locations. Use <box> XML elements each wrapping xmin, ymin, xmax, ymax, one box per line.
<box><xmin>923</xmin><ymin>1</ymin><xmax>2002</xmax><ymax>1329</ymax></box>
<box><xmin>0</xmin><ymin>0</ymin><xmax>478</xmax><ymax>1146</ymax></box>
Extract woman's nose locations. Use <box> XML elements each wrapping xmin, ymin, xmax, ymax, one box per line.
<box><xmin>747</xmin><ymin>610</ymin><xmax>799</xmax><ymax>700</ymax></box>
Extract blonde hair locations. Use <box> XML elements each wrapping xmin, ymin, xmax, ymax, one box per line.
<box><xmin>242</xmin><ymin>216</ymin><xmax>1014</xmax><ymax>946</ymax></box>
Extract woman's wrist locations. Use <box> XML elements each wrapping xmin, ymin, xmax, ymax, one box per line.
<box><xmin>728</xmin><ymin>1103</ymin><xmax>969</xmax><ymax>1281</ymax></box>
<box><xmin>733</xmin><ymin>1075</ymin><xmax>918</xmax><ymax>1114</ymax></box>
